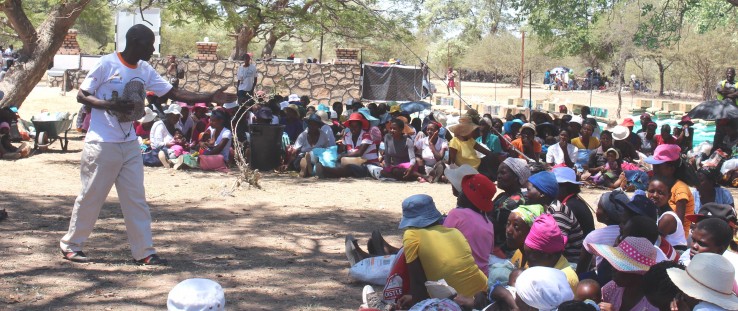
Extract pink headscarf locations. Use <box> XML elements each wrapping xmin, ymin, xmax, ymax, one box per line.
<box><xmin>525</xmin><ymin>214</ymin><xmax>567</xmax><ymax>254</ymax></box>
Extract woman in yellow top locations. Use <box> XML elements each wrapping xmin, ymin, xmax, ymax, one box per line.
<box><xmin>448</xmin><ymin>115</ymin><xmax>494</xmax><ymax>170</ymax></box>
<box><xmin>571</xmin><ymin>122</ymin><xmax>600</xmax><ymax>150</ymax></box>
<box><xmin>398</xmin><ymin>194</ymin><xmax>487</xmax><ymax>308</ymax></box>
<box><xmin>645</xmin><ymin>144</ymin><xmax>696</xmax><ymax>238</ymax></box>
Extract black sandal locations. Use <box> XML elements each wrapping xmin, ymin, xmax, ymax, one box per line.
<box><xmin>135</xmin><ymin>254</ymin><xmax>167</xmax><ymax>266</ymax></box>
<box><xmin>61</xmin><ymin>249</ymin><xmax>89</xmax><ymax>263</ymax></box>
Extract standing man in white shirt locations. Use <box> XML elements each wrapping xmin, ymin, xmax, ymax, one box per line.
<box><xmin>59</xmin><ymin>24</ymin><xmax>236</xmax><ymax>265</ymax></box>
<box><xmin>236</xmin><ymin>53</ymin><xmax>257</xmax><ymax>104</ymax></box>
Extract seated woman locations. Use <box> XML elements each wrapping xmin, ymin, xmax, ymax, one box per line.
<box><xmin>510</xmin><ymin>123</ymin><xmax>541</xmax><ymax>161</ymax></box>
<box><xmin>135</xmin><ymin>107</ymin><xmax>157</xmax><ymax>139</ymax></box>
<box><xmin>585</xmin><ymin>130</ymin><xmax>613</xmax><ymax>178</ymax></box>
<box><xmin>571</xmin><ymin>122</ymin><xmax>600</xmax><ymax>150</ymax></box>
<box><xmin>196</xmin><ymin>109</ymin><xmax>232</xmax><ymax>169</ymax></box>
<box><xmin>448</xmin><ymin>115</ymin><xmax>494</xmax><ymax>171</ymax></box>
<box><xmin>591</xmin><ymin>237</ymin><xmax>659</xmax><ymax>311</ymax></box>
<box><xmin>397</xmin><ymin>194</ymin><xmax>487</xmax><ymax>309</ymax></box>
<box><xmin>414</xmin><ymin>121</ymin><xmax>448</xmax><ymax>183</ymax></box>
<box><xmin>294</xmin><ymin>113</ymin><xmax>333</xmax><ymax>177</ymax></box>
<box><xmin>546</xmin><ymin>129</ymin><xmax>578</xmax><ymax>168</ymax></box>
<box><xmin>694</xmin><ymin>166</ymin><xmax>734</xmax><ymax>213</ymax></box>
<box><xmin>316</xmin><ymin>113</ymin><xmax>377</xmax><ymax>178</ymax></box>
<box><xmin>190</xmin><ymin>103</ymin><xmax>210</xmax><ymax>146</ymax></box>
<box><xmin>444</xmin><ymin>170</ymin><xmax>496</xmax><ymax>274</ymax></box>
<box><xmin>149</xmin><ymin>104</ymin><xmax>182</xmax><ymax>168</ymax></box>
<box><xmin>280</xmin><ymin>103</ymin><xmax>303</xmax><ymax>144</ymax></box>
<box><xmin>477</xmin><ymin>117</ymin><xmax>502</xmax><ymax>153</ymax></box>
<box><xmin>490</xmin><ymin>158</ymin><xmax>530</xmax><ymax>257</ymax></box>
<box><xmin>0</xmin><ymin>121</ymin><xmax>29</xmax><ymax>159</ymax></box>
<box><xmin>592</xmin><ymin>148</ymin><xmax>628</xmax><ymax>189</ymax></box>
<box><xmin>380</xmin><ymin>118</ymin><xmax>423</xmax><ymax>181</ymax></box>
<box><xmin>637</xmin><ymin>122</ymin><xmax>657</xmax><ymax>156</ymax></box>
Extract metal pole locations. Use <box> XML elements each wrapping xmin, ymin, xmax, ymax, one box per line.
<box><xmin>590</xmin><ymin>86</ymin><xmax>594</xmax><ymax>107</ymax></box>
<box><xmin>318</xmin><ymin>29</ymin><xmax>324</xmax><ymax>63</ymax></box>
<box><xmin>520</xmin><ymin>31</ymin><xmax>525</xmax><ymax>99</ymax></box>
<box><xmin>447</xmin><ymin>43</ymin><xmax>450</xmax><ymax>68</ymax></box>
<box><xmin>529</xmin><ymin>69</ymin><xmax>532</xmax><ymax>108</ymax></box>
<box><xmin>459</xmin><ymin>69</ymin><xmax>462</xmax><ymax>115</ymax></box>
<box><xmin>494</xmin><ymin>69</ymin><xmax>497</xmax><ymax>102</ymax></box>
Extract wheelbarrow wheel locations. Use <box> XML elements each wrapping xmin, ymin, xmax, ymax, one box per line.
<box><xmin>35</xmin><ymin>131</ymin><xmax>49</xmax><ymax>151</ymax></box>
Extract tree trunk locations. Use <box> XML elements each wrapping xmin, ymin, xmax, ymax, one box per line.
<box><xmin>262</xmin><ymin>31</ymin><xmax>280</xmax><ymax>58</ymax></box>
<box><xmin>616</xmin><ymin>60</ymin><xmax>624</xmax><ymax>119</ymax></box>
<box><xmin>657</xmin><ymin>61</ymin><xmax>665</xmax><ymax>96</ymax></box>
<box><xmin>229</xmin><ymin>25</ymin><xmax>256</xmax><ymax>60</ymax></box>
<box><xmin>0</xmin><ymin>0</ymin><xmax>91</xmax><ymax>109</ymax></box>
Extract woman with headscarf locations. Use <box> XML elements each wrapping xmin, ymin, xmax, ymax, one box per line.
<box><xmin>491</xmin><ymin>158</ymin><xmax>530</xmax><ymax>256</ymax></box>
<box><xmin>515</xmin><ymin>267</ymin><xmax>575</xmax><ymax>311</ymax></box>
<box><xmin>487</xmin><ymin>204</ymin><xmax>545</xmax><ymax>284</ymax></box>
<box><xmin>526</xmin><ymin>171</ymin><xmax>584</xmax><ymax>263</ymax></box>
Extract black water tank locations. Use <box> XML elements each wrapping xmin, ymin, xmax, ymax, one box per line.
<box><xmin>249</xmin><ymin>124</ymin><xmax>285</xmax><ymax>171</ymax></box>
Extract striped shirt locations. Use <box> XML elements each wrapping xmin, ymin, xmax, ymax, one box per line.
<box><xmin>548</xmin><ymin>200</ymin><xmax>585</xmax><ymax>263</ymax></box>
<box><xmin>344</xmin><ymin>129</ymin><xmax>378</xmax><ymax>163</ymax></box>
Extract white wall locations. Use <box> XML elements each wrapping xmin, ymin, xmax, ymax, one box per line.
<box><xmin>115</xmin><ymin>9</ymin><xmax>161</xmax><ymax>56</ymax></box>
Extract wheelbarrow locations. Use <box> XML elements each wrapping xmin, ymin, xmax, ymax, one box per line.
<box><xmin>31</xmin><ymin>112</ymin><xmax>76</xmax><ymax>151</ymax></box>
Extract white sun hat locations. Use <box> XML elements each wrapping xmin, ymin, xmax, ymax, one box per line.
<box><xmin>167</xmin><ymin>278</ymin><xmax>225</xmax><ymax>311</ymax></box>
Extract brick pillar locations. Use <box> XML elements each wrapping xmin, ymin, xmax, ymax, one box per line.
<box><xmin>195</xmin><ymin>41</ymin><xmax>218</xmax><ymax>61</ymax></box>
<box><xmin>58</xmin><ymin>29</ymin><xmax>81</xmax><ymax>55</ymax></box>
<box><xmin>334</xmin><ymin>48</ymin><xmax>359</xmax><ymax>65</ymax></box>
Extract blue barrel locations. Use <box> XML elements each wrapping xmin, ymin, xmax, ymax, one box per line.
<box><xmin>249</xmin><ymin>124</ymin><xmax>285</xmax><ymax>171</ymax></box>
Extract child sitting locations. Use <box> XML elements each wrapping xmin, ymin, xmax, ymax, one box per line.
<box><xmin>166</xmin><ymin>129</ymin><xmax>189</xmax><ymax>159</ymax></box>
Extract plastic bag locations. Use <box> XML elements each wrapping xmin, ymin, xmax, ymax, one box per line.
<box><xmin>349</xmin><ymin>254</ymin><xmax>397</xmax><ymax>285</ymax></box>
<box><xmin>310</xmin><ymin>145</ymin><xmax>338</xmax><ymax>168</ymax></box>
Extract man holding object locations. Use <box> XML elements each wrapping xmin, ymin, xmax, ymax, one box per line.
<box><xmin>60</xmin><ymin>24</ymin><xmax>236</xmax><ymax>265</ymax></box>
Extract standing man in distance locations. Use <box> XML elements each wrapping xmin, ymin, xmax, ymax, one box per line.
<box><xmin>59</xmin><ymin>24</ymin><xmax>236</xmax><ymax>265</ymax></box>
<box><xmin>236</xmin><ymin>53</ymin><xmax>257</xmax><ymax>105</ymax></box>
<box><xmin>717</xmin><ymin>67</ymin><xmax>738</xmax><ymax>104</ymax></box>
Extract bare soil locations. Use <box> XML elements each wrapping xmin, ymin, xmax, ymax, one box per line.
<box><xmin>0</xmin><ymin>84</ymin><xmax>705</xmax><ymax>310</ymax></box>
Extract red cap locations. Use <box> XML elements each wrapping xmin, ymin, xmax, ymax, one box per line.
<box><xmin>461</xmin><ymin>174</ymin><xmax>496</xmax><ymax>212</ymax></box>
<box><xmin>622</xmin><ymin>118</ymin><xmax>635</xmax><ymax>127</ymax></box>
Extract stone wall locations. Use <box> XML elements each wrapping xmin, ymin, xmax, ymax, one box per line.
<box><xmin>48</xmin><ymin>59</ymin><xmax>362</xmax><ymax>104</ymax></box>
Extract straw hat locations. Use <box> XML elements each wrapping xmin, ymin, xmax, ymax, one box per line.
<box><xmin>314</xmin><ymin>110</ymin><xmax>332</xmax><ymax>125</ymax></box>
<box><xmin>447</xmin><ymin>115</ymin><xmax>478</xmax><ymax>137</ymax></box>
<box><xmin>667</xmin><ymin>253</ymin><xmax>738</xmax><ymax>310</ymax></box>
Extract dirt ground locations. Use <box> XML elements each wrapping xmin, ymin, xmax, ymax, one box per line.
<box><xmin>0</xmin><ymin>84</ymin><xmax>697</xmax><ymax>310</ymax></box>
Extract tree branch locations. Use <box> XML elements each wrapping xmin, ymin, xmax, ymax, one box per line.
<box><xmin>1</xmin><ymin>0</ymin><xmax>38</xmax><ymax>49</ymax></box>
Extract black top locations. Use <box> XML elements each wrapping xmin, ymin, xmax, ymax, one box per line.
<box><xmin>565</xmin><ymin>195</ymin><xmax>596</xmax><ymax>236</ymax></box>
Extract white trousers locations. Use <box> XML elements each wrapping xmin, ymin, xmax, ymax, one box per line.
<box><xmin>60</xmin><ymin>141</ymin><xmax>156</xmax><ymax>260</ymax></box>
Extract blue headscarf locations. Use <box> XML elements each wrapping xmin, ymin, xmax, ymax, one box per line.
<box><xmin>503</xmin><ymin>119</ymin><xmax>524</xmax><ymax>134</ymax></box>
<box><xmin>528</xmin><ymin>171</ymin><xmax>559</xmax><ymax>199</ymax></box>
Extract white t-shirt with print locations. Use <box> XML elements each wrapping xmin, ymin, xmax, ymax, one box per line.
<box><xmin>236</xmin><ymin>64</ymin><xmax>257</xmax><ymax>91</ymax></box>
<box><xmin>546</xmin><ymin>143</ymin><xmax>578</xmax><ymax>165</ymax></box>
<box><xmin>80</xmin><ymin>53</ymin><xmax>172</xmax><ymax>143</ymax></box>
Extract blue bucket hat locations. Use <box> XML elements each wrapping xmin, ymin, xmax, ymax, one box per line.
<box><xmin>399</xmin><ymin>194</ymin><xmax>442</xmax><ymax>229</ymax></box>
<box><xmin>503</xmin><ymin>119</ymin><xmax>524</xmax><ymax>134</ymax></box>
<box><xmin>528</xmin><ymin>171</ymin><xmax>559</xmax><ymax>199</ymax></box>
<box><xmin>357</xmin><ymin>107</ymin><xmax>380</xmax><ymax>127</ymax></box>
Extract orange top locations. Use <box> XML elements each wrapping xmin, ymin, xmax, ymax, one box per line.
<box><xmin>117</xmin><ymin>52</ymin><xmax>137</xmax><ymax>69</ymax></box>
<box><xmin>510</xmin><ymin>138</ymin><xmax>542</xmax><ymax>159</ymax></box>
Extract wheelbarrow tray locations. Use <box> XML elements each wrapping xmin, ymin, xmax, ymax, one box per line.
<box><xmin>31</xmin><ymin>113</ymin><xmax>76</xmax><ymax>151</ymax></box>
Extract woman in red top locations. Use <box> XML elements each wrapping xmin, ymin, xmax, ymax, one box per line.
<box><xmin>654</xmin><ymin>124</ymin><xmax>676</xmax><ymax>146</ymax></box>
